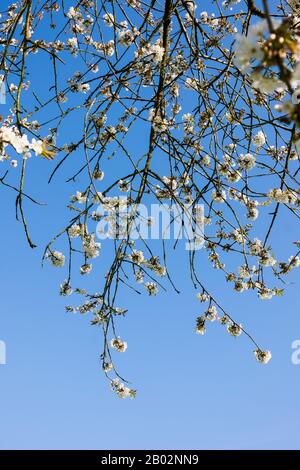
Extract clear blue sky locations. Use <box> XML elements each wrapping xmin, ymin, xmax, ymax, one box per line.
<box><xmin>0</xmin><ymin>209</ymin><xmax>300</xmax><ymax>450</ymax></box>
<box><xmin>0</xmin><ymin>0</ymin><xmax>300</xmax><ymax>450</ymax></box>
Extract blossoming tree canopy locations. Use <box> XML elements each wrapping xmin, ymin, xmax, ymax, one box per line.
<box><xmin>0</xmin><ymin>0</ymin><xmax>300</xmax><ymax>398</ymax></box>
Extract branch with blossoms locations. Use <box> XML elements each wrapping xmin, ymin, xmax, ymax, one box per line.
<box><xmin>0</xmin><ymin>0</ymin><xmax>300</xmax><ymax>398</ymax></box>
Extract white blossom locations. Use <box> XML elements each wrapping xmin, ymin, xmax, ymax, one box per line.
<box><xmin>47</xmin><ymin>250</ymin><xmax>65</xmax><ymax>268</ymax></box>
<box><xmin>254</xmin><ymin>349</ymin><xmax>272</xmax><ymax>364</ymax></box>
<box><xmin>252</xmin><ymin>131</ymin><xmax>266</xmax><ymax>148</ymax></box>
<box><xmin>110</xmin><ymin>337</ymin><xmax>128</xmax><ymax>352</ymax></box>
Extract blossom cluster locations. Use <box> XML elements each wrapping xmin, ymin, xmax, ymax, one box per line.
<box><xmin>1</xmin><ymin>0</ymin><xmax>299</xmax><ymax>398</ymax></box>
<box><xmin>0</xmin><ymin>125</ymin><xmax>54</xmax><ymax>163</ymax></box>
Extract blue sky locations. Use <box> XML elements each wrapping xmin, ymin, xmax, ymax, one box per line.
<box><xmin>0</xmin><ymin>213</ymin><xmax>299</xmax><ymax>450</ymax></box>
<box><xmin>0</xmin><ymin>0</ymin><xmax>300</xmax><ymax>450</ymax></box>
